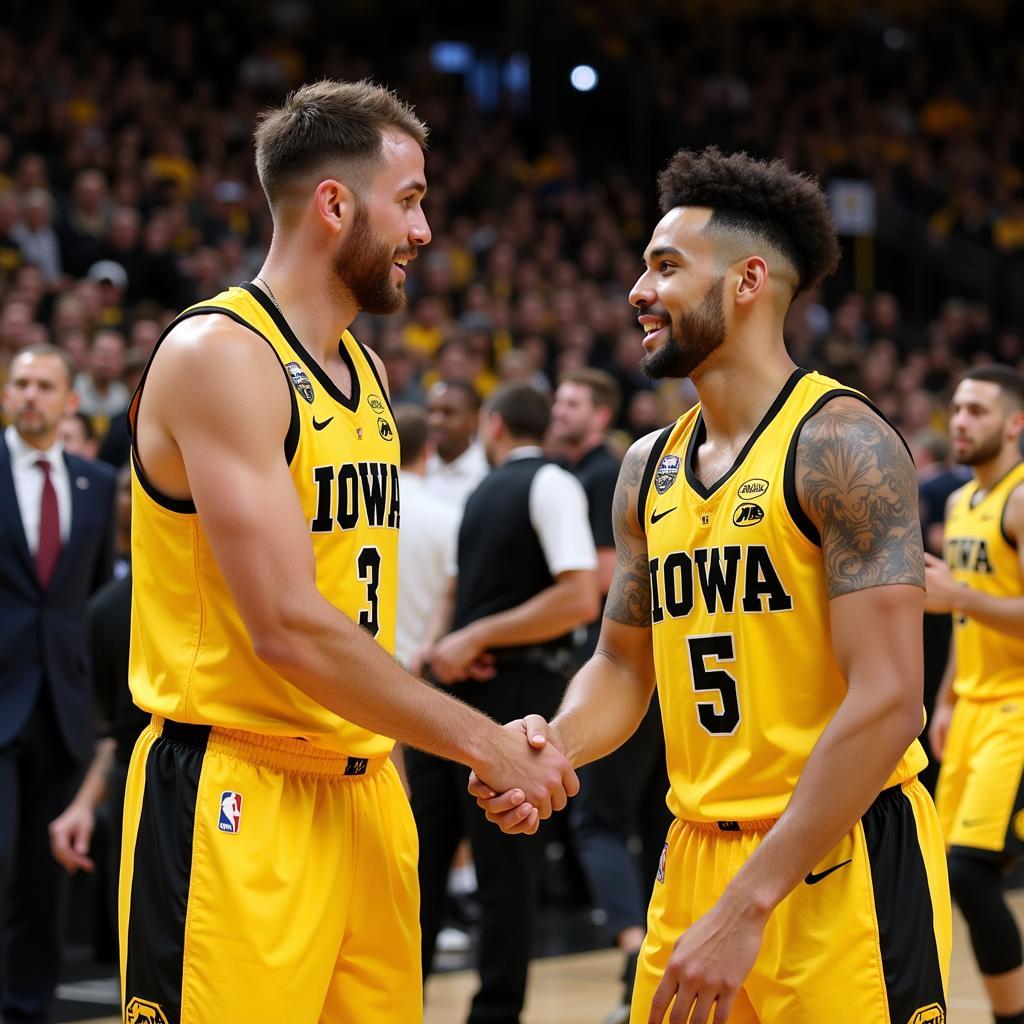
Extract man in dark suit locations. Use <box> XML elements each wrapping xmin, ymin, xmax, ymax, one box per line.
<box><xmin>1</xmin><ymin>343</ymin><xmax>116</xmax><ymax>1023</ymax></box>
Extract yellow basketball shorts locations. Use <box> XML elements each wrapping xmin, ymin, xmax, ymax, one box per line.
<box><xmin>119</xmin><ymin>718</ymin><xmax>421</xmax><ymax>1024</ymax></box>
<box><xmin>935</xmin><ymin>694</ymin><xmax>1024</xmax><ymax>856</ymax></box>
<box><xmin>632</xmin><ymin>780</ymin><xmax>951</xmax><ymax>1024</ymax></box>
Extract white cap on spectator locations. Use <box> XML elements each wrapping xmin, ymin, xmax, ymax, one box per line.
<box><xmin>87</xmin><ymin>260</ymin><xmax>128</xmax><ymax>289</ymax></box>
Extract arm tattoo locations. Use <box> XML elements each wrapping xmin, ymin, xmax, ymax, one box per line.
<box><xmin>796</xmin><ymin>402</ymin><xmax>925</xmax><ymax>599</ymax></box>
<box><xmin>604</xmin><ymin>441</ymin><xmax>654</xmax><ymax>626</ymax></box>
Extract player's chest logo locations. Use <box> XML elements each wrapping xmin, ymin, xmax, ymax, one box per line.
<box><xmin>655</xmin><ymin>455</ymin><xmax>680</xmax><ymax>494</ymax></box>
<box><xmin>286</xmin><ymin>361</ymin><xmax>315</xmax><ymax>404</ymax></box>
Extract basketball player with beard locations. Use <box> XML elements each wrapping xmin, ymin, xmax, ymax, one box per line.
<box><xmin>472</xmin><ymin>148</ymin><xmax>950</xmax><ymax>1023</ymax></box>
<box><xmin>925</xmin><ymin>366</ymin><xmax>1024</xmax><ymax>1024</ymax></box>
<box><xmin>119</xmin><ymin>81</ymin><xmax>577</xmax><ymax>1024</ymax></box>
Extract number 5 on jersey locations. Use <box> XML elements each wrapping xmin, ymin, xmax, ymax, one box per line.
<box><xmin>687</xmin><ymin>633</ymin><xmax>741</xmax><ymax>736</ymax></box>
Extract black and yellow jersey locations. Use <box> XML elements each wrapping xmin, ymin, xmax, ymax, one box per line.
<box><xmin>128</xmin><ymin>283</ymin><xmax>400</xmax><ymax>757</ymax></box>
<box><xmin>641</xmin><ymin>368</ymin><xmax>927</xmax><ymax>823</ymax></box>
<box><xmin>945</xmin><ymin>462</ymin><xmax>1024</xmax><ymax>701</ymax></box>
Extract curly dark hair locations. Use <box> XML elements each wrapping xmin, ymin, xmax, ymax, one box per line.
<box><xmin>657</xmin><ymin>147</ymin><xmax>841</xmax><ymax>294</ymax></box>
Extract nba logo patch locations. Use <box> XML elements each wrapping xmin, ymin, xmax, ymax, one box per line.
<box><xmin>656</xmin><ymin>841</ymin><xmax>668</xmax><ymax>884</ymax></box>
<box><xmin>218</xmin><ymin>791</ymin><xmax>242</xmax><ymax>834</ymax></box>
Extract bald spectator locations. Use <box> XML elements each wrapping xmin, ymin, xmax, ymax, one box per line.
<box><xmin>425</xmin><ymin>379</ymin><xmax>489</xmax><ymax>511</ymax></box>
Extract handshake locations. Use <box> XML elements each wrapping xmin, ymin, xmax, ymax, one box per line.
<box><xmin>468</xmin><ymin>714</ymin><xmax>580</xmax><ymax>835</ymax></box>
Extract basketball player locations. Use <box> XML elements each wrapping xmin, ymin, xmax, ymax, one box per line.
<box><xmin>925</xmin><ymin>365</ymin><xmax>1024</xmax><ymax>1024</ymax></box>
<box><xmin>120</xmin><ymin>80</ymin><xmax>576</xmax><ymax>1024</ymax></box>
<box><xmin>473</xmin><ymin>148</ymin><xmax>951</xmax><ymax>1024</ymax></box>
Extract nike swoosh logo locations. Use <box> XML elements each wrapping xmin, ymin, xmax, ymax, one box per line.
<box><xmin>805</xmin><ymin>859</ymin><xmax>852</xmax><ymax>885</ymax></box>
<box><xmin>312</xmin><ymin>416</ymin><xmax>334</xmax><ymax>431</ymax></box>
<box><xmin>651</xmin><ymin>507</ymin><xmax>676</xmax><ymax>524</ymax></box>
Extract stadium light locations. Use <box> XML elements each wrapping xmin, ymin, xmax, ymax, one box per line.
<box><xmin>570</xmin><ymin>65</ymin><xmax>598</xmax><ymax>92</ymax></box>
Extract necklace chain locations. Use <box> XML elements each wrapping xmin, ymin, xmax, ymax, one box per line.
<box><xmin>255</xmin><ymin>275</ymin><xmax>282</xmax><ymax>313</ymax></box>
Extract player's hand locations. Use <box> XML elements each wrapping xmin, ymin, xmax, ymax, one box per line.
<box><xmin>468</xmin><ymin>715</ymin><xmax>563</xmax><ymax>834</ymax></box>
<box><xmin>429</xmin><ymin>625</ymin><xmax>488</xmax><ymax>685</ymax></box>
<box><xmin>470</xmin><ymin>717</ymin><xmax>579</xmax><ymax>830</ymax></box>
<box><xmin>49</xmin><ymin>801</ymin><xmax>96</xmax><ymax>874</ymax></box>
<box><xmin>923</xmin><ymin>552</ymin><xmax>961</xmax><ymax>614</ymax></box>
<box><xmin>648</xmin><ymin>899</ymin><xmax>766</xmax><ymax>1024</ymax></box>
<box><xmin>928</xmin><ymin>700</ymin><xmax>954</xmax><ymax>761</ymax></box>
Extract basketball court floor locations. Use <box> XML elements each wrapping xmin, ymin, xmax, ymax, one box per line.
<box><xmin>69</xmin><ymin>892</ymin><xmax>1023</xmax><ymax>1024</ymax></box>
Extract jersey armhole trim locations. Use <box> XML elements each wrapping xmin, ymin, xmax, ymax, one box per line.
<box><xmin>1001</xmin><ymin>480</ymin><xmax>1024</xmax><ymax>550</ymax></box>
<box><xmin>637</xmin><ymin>424</ymin><xmax>676</xmax><ymax>532</ymax></box>
<box><xmin>783</xmin><ymin>389</ymin><xmax>912</xmax><ymax>547</ymax></box>
<box><xmin>129</xmin><ymin>306</ymin><xmax>300</xmax><ymax>515</ymax></box>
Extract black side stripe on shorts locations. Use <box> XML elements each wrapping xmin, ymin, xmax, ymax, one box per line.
<box><xmin>124</xmin><ymin>726</ymin><xmax>210</xmax><ymax>1024</ymax></box>
<box><xmin>862</xmin><ymin>788</ymin><xmax>946</xmax><ymax>1024</ymax></box>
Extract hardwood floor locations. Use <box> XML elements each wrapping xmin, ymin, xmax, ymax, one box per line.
<box><xmin>80</xmin><ymin>891</ymin><xmax>1022</xmax><ymax>1023</ymax></box>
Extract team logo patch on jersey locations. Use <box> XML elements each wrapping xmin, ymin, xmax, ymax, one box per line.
<box><xmin>656</xmin><ymin>841</ymin><xmax>668</xmax><ymax>883</ymax></box>
<box><xmin>218</xmin><ymin>791</ymin><xmax>243</xmax><ymax>834</ymax></box>
<box><xmin>378</xmin><ymin>416</ymin><xmax>394</xmax><ymax>440</ymax></box>
<box><xmin>908</xmin><ymin>1005</ymin><xmax>944</xmax><ymax>1024</ymax></box>
<box><xmin>654</xmin><ymin>455</ymin><xmax>680</xmax><ymax>494</ymax></box>
<box><xmin>285</xmin><ymin>361</ymin><xmax>315</xmax><ymax>404</ymax></box>
<box><xmin>125</xmin><ymin>997</ymin><xmax>169</xmax><ymax>1024</ymax></box>
<box><xmin>737</xmin><ymin>478</ymin><xmax>769</xmax><ymax>499</ymax></box>
<box><xmin>733</xmin><ymin>503</ymin><xmax>765</xmax><ymax>527</ymax></box>
<box><xmin>367</xmin><ymin>394</ymin><xmax>386</xmax><ymax>414</ymax></box>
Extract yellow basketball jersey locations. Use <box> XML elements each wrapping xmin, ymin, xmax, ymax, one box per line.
<box><xmin>944</xmin><ymin>461</ymin><xmax>1024</xmax><ymax>701</ymax></box>
<box><xmin>642</xmin><ymin>369</ymin><xmax>927</xmax><ymax>823</ymax></box>
<box><xmin>128</xmin><ymin>283</ymin><xmax>400</xmax><ymax>757</ymax></box>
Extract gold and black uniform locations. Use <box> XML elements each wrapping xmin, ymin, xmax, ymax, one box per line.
<box><xmin>120</xmin><ymin>284</ymin><xmax>420</xmax><ymax>1024</ymax></box>
<box><xmin>632</xmin><ymin>369</ymin><xmax>950</xmax><ymax>1024</ymax></box>
<box><xmin>936</xmin><ymin>462</ymin><xmax>1024</xmax><ymax>856</ymax></box>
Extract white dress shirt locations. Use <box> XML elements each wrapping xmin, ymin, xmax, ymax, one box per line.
<box><xmin>395</xmin><ymin>471</ymin><xmax>460</xmax><ymax>667</ymax></box>
<box><xmin>5</xmin><ymin>424</ymin><xmax>73</xmax><ymax>554</ymax></box>
<box><xmin>425</xmin><ymin>440</ymin><xmax>490</xmax><ymax>511</ymax></box>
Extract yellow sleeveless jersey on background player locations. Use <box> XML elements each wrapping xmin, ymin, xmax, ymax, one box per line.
<box><xmin>128</xmin><ymin>282</ymin><xmax>400</xmax><ymax>758</ymax></box>
<box><xmin>944</xmin><ymin>462</ymin><xmax>1024</xmax><ymax>701</ymax></box>
<box><xmin>641</xmin><ymin>368</ymin><xmax>927</xmax><ymax>824</ymax></box>
<box><xmin>937</xmin><ymin>461</ymin><xmax>1024</xmax><ymax>855</ymax></box>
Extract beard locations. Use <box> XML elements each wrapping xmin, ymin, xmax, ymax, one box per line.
<box><xmin>641</xmin><ymin>275</ymin><xmax>726</xmax><ymax>381</ymax></box>
<box><xmin>955</xmin><ymin>425</ymin><xmax>1005</xmax><ymax>466</ymax></box>
<box><xmin>334</xmin><ymin>202</ymin><xmax>409</xmax><ymax>316</ymax></box>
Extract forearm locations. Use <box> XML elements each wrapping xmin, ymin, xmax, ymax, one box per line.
<box><xmin>71</xmin><ymin>739</ymin><xmax>117</xmax><ymax>810</ymax></box>
<box><xmin>721</xmin><ymin>684</ymin><xmax>920</xmax><ymax>917</ymax></box>
<box><xmin>552</xmin><ymin>640</ymin><xmax>655</xmax><ymax>768</ymax></box>
<box><xmin>468</xmin><ymin>577</ymin><xmax>598</xmax><ymax>650</ymax></box>
<box><xmin>952</xmin><ymin>588</ymin><xmax>1024</xmax><ymax>638</ymax></box>
<box><xmin>257</xmin><ymin>602</ymin><xmax>500</xmax><ymax>770</ymax></box>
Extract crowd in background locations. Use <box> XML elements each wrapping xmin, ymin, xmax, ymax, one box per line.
<box><xmin>0</xmin><ymin>1</ymin><xmax>1019</xmax><ymax>1009</ymax></box>
<box><xmin>1</xmin><ymin>4</ymin><xmax>1023</xmax><ymax>471</ymax></box>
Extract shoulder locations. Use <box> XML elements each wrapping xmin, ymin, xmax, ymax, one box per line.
<box><xmin>793</xmin><ymin>394</ymin><xmax>923</xmax><ymax>597</ymax></box>
<box><xmin>145</xmin><ymin>313</ymin><xmax>290</xmax><ymax>426</ymax></box>
<box><xmin>534</xmin><ymin>461</ymin><xmax>589</xmax><ymax>502</ymax></box>
<box><xmin>1003</xmin><ymin>475</ymin><xmax>1024</xmax><ymax>542</ymax></box>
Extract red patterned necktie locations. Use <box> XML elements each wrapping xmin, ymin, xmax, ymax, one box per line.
<box><xmin>35</xmin><ymin>458</ymin><xmax>61</xmax><ymax>586</ymax></box>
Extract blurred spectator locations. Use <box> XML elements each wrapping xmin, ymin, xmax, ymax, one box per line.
<box><xmin>424</xmin><ymin>380</ymin><xmax>488</xmax><ymax>510</ymax></box>
<box><xmin>59</xmin><ymin>411</ymin><xmax>99</xmax><ymax>460</ymax></box>
<box><xmin>74</xmin><ymin>328</ymin><xmax>128</xmax><ymax>431</ymax></box>
<box><xmin>11</xmin><ymin>190</ymin><xmax>61</xmax><ymax>286</ymax></box>
<box><xmin>1</xmin><ymin>344</ymin><xmax>116</xmax><ymax>1023</ymax></box>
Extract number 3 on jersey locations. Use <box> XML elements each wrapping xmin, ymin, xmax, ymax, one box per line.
<box><xmin>356</xmin><ymin>546</ymin><xmax>382</xmax><ymax>638</ymax></box>
<box><xmin>687</xmin><ymin>634</ymin><xmax>741</xmax><ymax>736</ymax></box>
